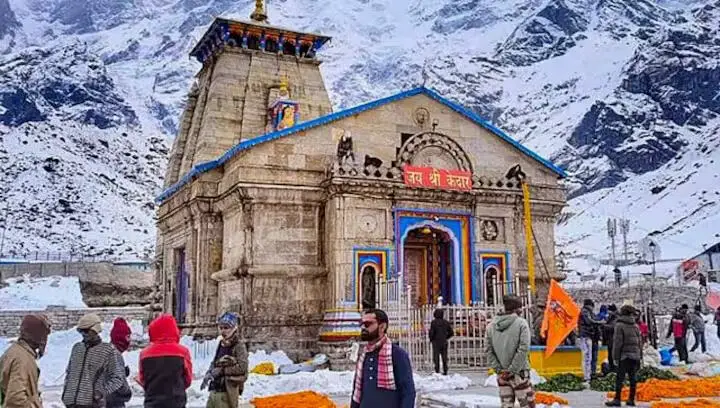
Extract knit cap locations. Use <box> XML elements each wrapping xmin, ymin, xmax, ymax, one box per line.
<box><xmin>110</xmin><ymin>317</ymin><xmax>132</xmax><ymax>352</ymax></box>
<box><xmin>502</xmin><ymin>295</ymin><xmax>523</xmax><ymax>312</ymax></box>
<box><xmin>217</xmin><ymin>312</ymin><xmax>239</xmax><ymax>328</ymax></box>
<box><xmin>77</xmin><ymin>313</ymin><xmax>103</xmax><ymax>334</ymax></box>
<box><xmin>20</xmin><ymin>314</ymin><xmax>51</xmax><ymax>352</ymax></box>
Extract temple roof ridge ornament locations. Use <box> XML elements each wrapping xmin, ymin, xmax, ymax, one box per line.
<box><xmin>250</xmin><ymin>0</ymin><xmax>268</xmax><ymax>23</ymax></box>
<box><xmin>279</xmin><ymin>74</ymin><xmax>290</xmax><ymax>96</ymax></box>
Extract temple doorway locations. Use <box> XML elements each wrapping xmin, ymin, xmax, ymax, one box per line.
<box><xmin>360</xmin><ymin>265</ymin><xmax>377</xmax><ymax>310</ymax></box>
<box><xmin>403</xmin><ymin>226</ymin><xmax>456</xmax><ymax>306</ymax></box>
<box><xmin>175</xmin><ymin>248</ymin><xmax>188</xmax><ymax>323</ymax></box>
<box><xmin>485</xmin><ymin>266</ymin><xmax>499</xmax><ymax>306</ymax></box>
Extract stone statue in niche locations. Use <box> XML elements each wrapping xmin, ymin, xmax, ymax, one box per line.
<box><xmin>336</xmin><ymin>130</ymin><xmax>355</xmax><ymax>164</ymax></box>
<box><xmin>361</xmin><ymin>266</ymin><xmax>377</xmax><ymax>310</ymax></box>
<box><xmin>414</xmin><ymin>107</ymin><xmax>430</xmax><ymax>128</ymax></box>
<box><xmin>267</xmin><ymin>75</ymin><xmax>299</xmax><ymax>132</ymax></box>
<box><xmin>481</xmin><ymin>220</ymin><xmax>499</xmax><ymax>241</ymax></box>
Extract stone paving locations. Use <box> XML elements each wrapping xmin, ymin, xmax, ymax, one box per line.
<box><xmin>330</xmin><ymin>371</ymin><xmax>720</xmax><ymax>407</ymax></box>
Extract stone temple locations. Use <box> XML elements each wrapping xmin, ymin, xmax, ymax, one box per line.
<box><xmin>155</xmin><ymin>3</ymin><xmax>567</xmax><ymax>352</ymax></box>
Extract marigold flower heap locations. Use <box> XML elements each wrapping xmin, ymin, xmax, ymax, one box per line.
<box><xmin>251</xmin><ymin>391</ymin><xmax>337</xmax><ymax>408</ymax></box>
<box><xmin>607</xmin><ymin>377</ymin><xmax>720</xmax><ymax>402</ymax></box>
<box><xmin>535</xmin><ymin>392</ymin><xmax>569</xmax><ymax>405</ymax></box>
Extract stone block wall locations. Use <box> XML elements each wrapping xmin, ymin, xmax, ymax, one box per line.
<box><xmin>569</xmin><ymin>285</ymin><xmax>701</xmax><ymax>315</ymax></box>
<box><xmin>0</xmin><ymin>262</ymin><xmax>151</xmax><ymax>281</ymax></box>
<box><xmin>0</xmin><ymin>306</ymin><xmax>148</xmax><ymax>337</ymax></box>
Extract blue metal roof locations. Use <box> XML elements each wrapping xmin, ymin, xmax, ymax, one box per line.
<box><xmin>156</xmin><ymin>86</ymin><xmax>567</xmax><ymax>203</ymax></box>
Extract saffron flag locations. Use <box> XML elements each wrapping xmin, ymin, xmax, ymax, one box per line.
<box><xmin>541</xmin><ymin>279</ymin><xmax>581</xmax><ymax>358</ymax></box>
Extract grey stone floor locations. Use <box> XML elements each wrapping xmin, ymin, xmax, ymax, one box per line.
<box><xmin>332</xmin><ymin>371</ymin><xmax>720</xmax><ymax>407</ymax></box>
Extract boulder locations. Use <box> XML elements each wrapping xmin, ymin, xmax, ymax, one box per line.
<box><xmin>76</xmin><ymin>263</ymin><xmax>154</xmax><ymax>307</ymax></box>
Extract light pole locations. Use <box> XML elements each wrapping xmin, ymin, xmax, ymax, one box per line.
<box><xmin>649</xmin><ymin>241</ymin><xmax>657</xmax><ymax>300</ymax></box>
<box><xmin>647</xmin><ymin>240</ymin><xmax>658</xmax><ymax>349</ymax></box>
<box><xmin>649</xmin><ymin>241</ymin><xmax>657</xmax><ymax>281</ymax></box>
<box><xmin>557</xmin><ymin>251</ymin><xmax>566</xmax><ymax>277</ymax></box>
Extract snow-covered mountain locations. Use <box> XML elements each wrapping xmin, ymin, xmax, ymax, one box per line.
<box><xmin>0</xmin><ymin>0</ymin><xmax>718</xmax><ymax>261</ymax></box>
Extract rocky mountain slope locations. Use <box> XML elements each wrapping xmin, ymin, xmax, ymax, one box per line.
<box><xmin>0</xmin><ymin>0</ymin><xmax>718</xmax><ymax>260</ymax></box>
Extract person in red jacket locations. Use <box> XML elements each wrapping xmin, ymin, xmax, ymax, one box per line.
<box><xmin>138</xmin><ymin>314</ymin><xmax>193</xmax><ymax>408</ymax></box>
<box><xmin>638</xmin><ymin>317</ymin><xmax>649</xmax><ymax>346</ymax></box>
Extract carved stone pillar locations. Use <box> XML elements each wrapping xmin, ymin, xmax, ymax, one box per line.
<box><xmin>181</xmin><ymin>206</ymin><xmax>196</xmax><ymax>325</ymax></box>
<box><xmin>155</xmin><ymin>220</ymin><xmax>169</xmax><ymax>313</ymax></box>
<box><xmin>190</xmin><ymin>200</ymin><xmax>223</xmax><ymax>324</ymax></box>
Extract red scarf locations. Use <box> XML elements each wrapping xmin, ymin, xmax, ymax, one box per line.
<box><xmin>352</xmin><ymin>336</ymin><xmax>396</xmax><ymax>404</ymax></box>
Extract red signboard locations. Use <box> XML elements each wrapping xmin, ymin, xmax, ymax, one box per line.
<box><xmin>402</xmin><ymin>165</ymin><xmax>472</xmax><ymax>191</ymax></box>
<box><xmin>681</xmin><ymin>259</ymin><xmax>700</xmax><ymax>281</ymax></box>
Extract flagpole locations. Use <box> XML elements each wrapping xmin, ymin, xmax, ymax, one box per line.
<box><xmin>521</xmin><ymin>181</ymin><xmax>536</xmax><ymax>295</ymax></box>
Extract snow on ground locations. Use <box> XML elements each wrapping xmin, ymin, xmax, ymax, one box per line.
<box><xmin>0</xmin><ymin>275</ymin><xmax>86</xmax><ymax>310</ymax></box>
<box><xmin>691</xmin><ymin>318</ymin><xmax>720</xmax><ymax>358</ymax></box>
<box><xmin>247</xmin><ymin>349</ymin><xmax>294</xmax><ymax>371</ymax></box>
<box><xmin>0</xmin><ymin>323</ymin><xmax>472</xmax><ymax>406</ymax></box>
<box><xmin>426</xmin><ymin>393</ymin><xmax>568</xmax><ymax>408</ymax></box>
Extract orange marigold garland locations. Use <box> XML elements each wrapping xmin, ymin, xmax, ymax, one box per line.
<box><xmin>535</xmin><ymin>392</ymin><xmax>569</xmax><ymax>405</ymax></box>
<box><xmin>651</xmin><ymin>399</ymin><xmax>720</xmax><ymax>408</ymax></box>
<box><xmin>606</xmin><ymin>377</ymin><xmax>720</xmax><ymax>402</ymax></box>
<box><xmin>251</xmin><ymin>391</ymin><xmax>337</xmax><ymax>408</ymax></box>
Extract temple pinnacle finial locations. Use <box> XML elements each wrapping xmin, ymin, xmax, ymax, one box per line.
<box><xmin>279</xmin><ymin>75</ymin><xmax>289</xmax><ymax>92</ymax></box>
<box><xmin>250</xmin><ymin>0</ymin><xmax>268</xmax><ymax>23</ymax></box>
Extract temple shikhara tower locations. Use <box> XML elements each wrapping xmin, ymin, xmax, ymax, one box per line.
<box><xmin>155</xmin><ymin>2</ymin><xmax>567</xmax><ymax>354</ymax></box>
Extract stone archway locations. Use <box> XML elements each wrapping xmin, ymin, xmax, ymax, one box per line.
<box><xmin>396</xmin><ymin>131</ymin><xmax>473</xmax><ymax>173</ymax></box>
<box><xmin>360</xmin><ymin>265</ymin><xmax>377</xmax><ymax>310</ymax></box>
<box><xmin>399</xmin><ymin>220</ymin><xmax>462</xmax><ymax>305</ymax></box>
<box><xmin>485</xmin><ymin>266</ymin><xmax>499</xmax><ymax>307</ymax></box>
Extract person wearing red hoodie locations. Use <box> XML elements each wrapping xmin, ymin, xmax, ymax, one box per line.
<box><xmin>138</xmin><ymin>314</ymin><xmax>193</xmax><ymax>408</ymax></box>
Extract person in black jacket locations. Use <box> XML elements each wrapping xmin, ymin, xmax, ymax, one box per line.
<box><xmin>428</xmin><ymin>308</ymin><xmax>453</xmax><ymax>375</ymax></box>
<box><xmin>602</xmin><ymin>304</ymin><xmax>618</xmax><ymax>372</ymax></box>
<box><xmin>578</xmin><ymin>299</ymin><xmax>605</xmax><ymax>381</ymax></box>
<box><xmin>107</xmin><ymin>318</ymin><xmax>133</xmax><ymax>408</ymax></box>
<box><xmin>606</xmin><ymin>305</ymin><xmax>642</xmax><ymax>407</ymax></box>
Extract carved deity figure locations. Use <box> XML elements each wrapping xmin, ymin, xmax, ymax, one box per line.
<box><xmin>278</xmin><ymin>105</ymin><xmax>296</xmax><ymax>130</ymax></box>
<box><xmin>481</xmin><ymin>220</ymin><xmax>499</xmax><ymax>241</ymax></box>
<box><xmin>336</xmin><ymin>130</ymin><xmax>355</xmax><ymax>164</ymax></box>
<box><xmin>361</xmin><ymin>266</ymin><xmax>376</xmax><ymax>310</ymax></box>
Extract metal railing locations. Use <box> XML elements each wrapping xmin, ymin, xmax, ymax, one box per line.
<box><xmin>376</xmin><ymin>276</ymin><xmax>532</xmax><ymax>372</ymax></box>
<box><xmin>0</xmin><ymin>251</ymin><xmax>149</xmax><ymax>264</ymax></box>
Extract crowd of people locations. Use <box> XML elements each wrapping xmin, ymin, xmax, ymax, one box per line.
<box><xmin>577</xmin><ymin>300</ymin><xmax>720</xmax><ymax>407</ymax></box>
<box><xmin>1</xmin><ymin>301</ymin><xmax>719</xmax><ymax>408</ymax></box>
<box><xmin>0</xmin><ymin>311</ymin><xmax>248</xmax><ymax>408</ymax></box>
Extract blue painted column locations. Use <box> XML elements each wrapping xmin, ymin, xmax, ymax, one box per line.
<box><xmin>440</xmin><ymin>245</ymin><xmax>450</xmax><ymax>304</ymax></box>
<box><xmin>278</xmin><ymin>34</ymin><xmax>285</xmax><ymax>54</ymax></box>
